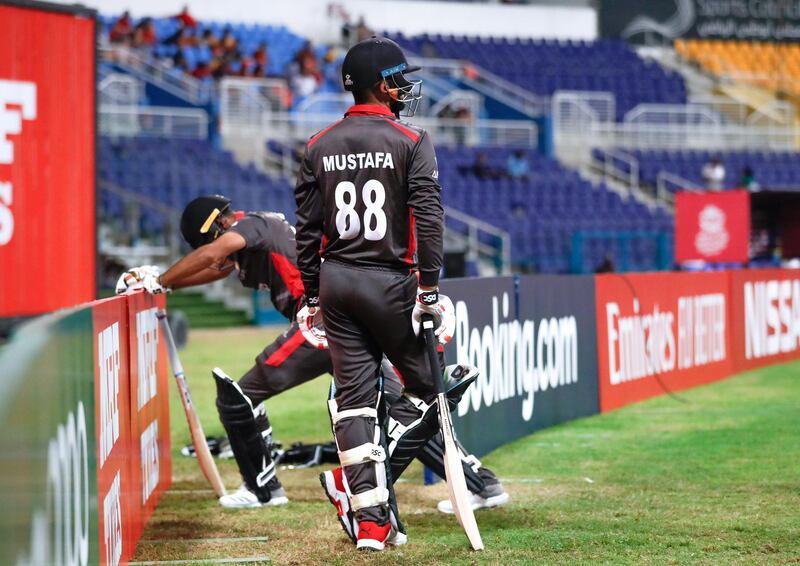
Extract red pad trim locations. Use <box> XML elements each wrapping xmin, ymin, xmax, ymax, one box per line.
<box><xmin>270</xmin><ymin>252</ymin><xmax>305</xmax><ymax>299</ymax></box>
<box><xmin>391</xmin><ymin>365</ymin><xmax>405</xmax><ymax>386</ymax></box>
<box><xmin>404</xmin><ymin>208</ymin><xmax>417</xmax><ymax>266</ymax></box>
<box><xmin>265</xmin><ymin>329</ymin><xmax>307</xmax><ymax>366</ymax></box>
<box><xmin>308</xmin><ymin>119</ymin><xmax>345</xmax><ymax>148</ymax></box>
<box><xmin>234</xmin><ymin>210</ymin><xmax>245</xmax><ymax>221</ymax></box>
<box><xmin>382</xmin><ymin>118</ymin><xmax>419</xmax><ymax>142</ymax></box>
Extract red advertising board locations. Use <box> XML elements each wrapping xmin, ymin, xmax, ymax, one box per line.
<box><xmin>93</xmin><ymin>298</ymin><xmax>136</xmax><ymax>566</ymax></box>
<box><xmin>730</xmin><ymin>268</ymin><xmax>800</xmax><ymax>373</ymax></box>
<box><xmin>0</xmin><ymin>4</ymin><xmax>95</xmax><ymax>317</ymax></box>
<box><xmin>675</xmin><ymin>190</ymin><xmax>750</xmax><ymax>263</ymax></box>
<box><xmin>126</xmin><ymin>292</ymin><xmax>172</xmax><ymax>542</ymax></box>
<box><xmin>595</xmin><ymin>272</ymin><xmax>732</xmax><ymax>412</ymax></box>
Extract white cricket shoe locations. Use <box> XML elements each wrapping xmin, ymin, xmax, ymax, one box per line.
<box><xmin>437</xmin><ymin>488</ymin><xmax>510</xmax><ymax>514</ymax></box>
<box><xmin>219</xmin><ymin>484</ymin><xmax>289</xmax><ymax>509</ymax></box>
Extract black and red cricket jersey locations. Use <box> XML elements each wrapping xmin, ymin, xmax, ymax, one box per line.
<box><xmin>228</xmin><ymin>211</ymin><xmax>304</xmax><ymax>319</ymax></box>
<box><xmin>294</xmin><ymin>104</ymin><xmax>444</xmax><ymax>299</ymax></box>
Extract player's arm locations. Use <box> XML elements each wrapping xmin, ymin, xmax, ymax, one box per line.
<box><xmin>160</xmin><ymin>231</ymin><xmax>246</xmax><ymax>290</ymax></box>
<box><xmin>407</xmin><ymin>132</ymin><xmax>444</xmax><ymax>290</ymax></box>
<box><xmin>294</xmin><ymin>145</ymin><xmax>323</xmax><ymax>305</ymax></box>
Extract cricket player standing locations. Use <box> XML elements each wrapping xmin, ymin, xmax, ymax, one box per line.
<box><xmin>295</xmin><ymin>36</ymin><xmax>469</xmax><ymax>551</ymax></box>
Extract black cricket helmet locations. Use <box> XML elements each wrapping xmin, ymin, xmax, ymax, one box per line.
<box><xmin>341</xmin><ymin>36</ymin><xmax>422</xmax><ymax>116</ymax></box>
<box><xmin>180</xmin><ymin>195</ymin><xmax>232</xmax><ymax>249</ymax></box>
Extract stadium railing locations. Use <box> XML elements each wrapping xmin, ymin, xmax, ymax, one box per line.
<box><xmin>553</xmin><ymin>90</ymin><xmax>797</xmax><ymax>154</ymax></box>
<box><xmin>99</xmin><ymin>104</ymin><xmax>209</xmax><ymax>139</ymax></box>
<box><xmin>100</xmin><ymin>45</ymin><xmax>212</xmax><ymax>106</ymax></box>
<box><xmin>99</xmin><ymin>73</ymin><xmax>145</xmax><ymax>105</ymax></box>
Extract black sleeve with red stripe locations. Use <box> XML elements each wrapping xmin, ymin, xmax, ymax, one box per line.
<box><xmin>294</xmin><ymin>144</ymin><xmax>323</xmax><ymax>299</ymax></box>
<box><xmin>407</xmin><ymin>131</ymin><xmax>443</xmax><ymax>287</ymax></box>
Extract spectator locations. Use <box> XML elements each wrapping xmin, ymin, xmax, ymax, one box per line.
<box><xmin>192</xmin><ymin>61</ymin><xmax>211</xmax><ymax>80</ymax></box>
<box><xmin>506</xmin><ymin>149</ymin><xmax>530</xmax><ymax>180</ymax></box>
<box><xmin>740</xmin><ymin>166</ymin><xmax>761</xmax><ymax>191</ymax></box>
<box><xmin>251</xmin><ymin>43</ymin><xmax>269</xmax><ymax>76</ymax></box>
<box><xmin>109</xmin><ymin>11</ymin><xmax>132</xmax><ymax>44</ymax></box>
<box><xmin>221</xmin><ymin>28</ymin><xmax>238</xmax><ymax>56</ymax></box>
<box><xmin>595</xmin><ymin>254</ymin><xmax>615</xmax><ymax>273</ymax></box>
<box><xmin>209</xmin><ymin>57</ymin><xmax>226</xmax><ymax>80</ymax></box>
<box><xmin>355</xmin><ymin>16</ymin><xmax>373</xmax><ymax>42</ymax></box>
<box><xmin>175</xmin><ymin>5</ymin><xmax>197</xmax><ymax>29</ymax></box>
<box><xmin>294</xmin><ymin>40</ymin><xmax>321</xmax><ymax>81</ymax></box>
<box><xmin>291</xmin><ymin>67</ymin><xmax>320</xmax><ymax>99</ymax></box>
<box><xmin>463</xmin><ymin>152</ymin><xmax>497</xmax><ymax>180</ymax></box>
<box><xmin>202</xmin><ymin>29</ymin><xmax>223</xmax><ymax>57</ymax></box>
<box><xmin>321</xmin><ymin>47</ymin><xmax>342</xmax><ymax>90</ymax></box>
<box><xmin>166</xmin><ymin>26</ymin><xmax>194</xmax><ymax>48</ymax></box>
<box><xmin>173</xmin><ymin>51</ymin><xmax>191</xmax><ymax>74</ymax></box>
<box><xmin>702</xmin><ymin>156</ymin><xmax>725</xmax><ymax>190</ymax></box>
<box><xmin>132</xmin><ymin>18</ymin><xmax>156</xmax><ymax>49</ymax></box>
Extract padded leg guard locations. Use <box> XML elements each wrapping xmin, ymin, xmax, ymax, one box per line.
<box><xmin>214</xmin><ymin>368</ymin><xmax>276</xmax><ymax>503</ymax></box>
<box><xmin>329</xmin><ymin>381</ymin><xmax>394</xmax><ymax>525</ymax></box>
<box><xmin>386</xmin><ymin>364</ymin><xmax>481</xmax><ymax>485</ymax></box>
<box><xmin>416</xmin><ymin>432</ymin><xmax>486</xmax><ymax>494</ymax></box>
<box><xmin>327</xmin><ymin>378</ymin><xmax>405</xmax><ymax>536</ymax></box>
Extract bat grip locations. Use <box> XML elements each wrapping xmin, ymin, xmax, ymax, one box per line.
<box><xmin>421</xmin><ymin>313</ymin><xmax>445</xmax><ymax>395</ymax></box>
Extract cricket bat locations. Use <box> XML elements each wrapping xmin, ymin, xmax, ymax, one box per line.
<box><xmin>421</xmin><ymin>315</ymin><xmax>484</xmax><ymax>551</ymax></box>
<box><xmin>156</xmin><ymin>310</ymin><xmax>227</xmax><ymax>498</ymax></box>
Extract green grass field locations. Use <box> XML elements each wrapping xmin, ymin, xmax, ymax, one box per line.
<box><xmin>133</xmin><ymin>326</ymin><xmax>800</xmax><ymax>565</ymax></box>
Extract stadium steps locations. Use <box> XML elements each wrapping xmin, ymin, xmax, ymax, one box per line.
<box><xmin>167</xmin><ymin>291</ymin><xmax>251</xmax><ymax>328</ymax></box>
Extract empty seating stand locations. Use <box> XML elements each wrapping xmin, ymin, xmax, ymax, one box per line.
<box><xmin>389</xmin><ymin>34</ymin><xmax>687</xmax><ymax>120</ymax></box>
<box><xmin>437</xmin><ymin>146</ymin><xmax>673</xmax><ymax>272</ymax></box>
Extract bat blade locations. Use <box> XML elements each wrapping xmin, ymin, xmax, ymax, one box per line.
<box><xmin>438</xmin><ymin>393</ymin><xmax>484</xmax><ymax>551</ymax></box>
<box><xmin>157</xmin><ymin>310</ymin><xmax>227</xmax><ymax>498</ymax></box>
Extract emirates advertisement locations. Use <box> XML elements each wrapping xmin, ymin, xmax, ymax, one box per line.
<box><xmin>675</xmin><ymin>191</ymin><xmax>750</xmax><ymax>264</ymax></box>
<box><xmin>595</xmin><ymin>272</ymin><xmax>732</xmax><ymax>412</ymax></box>
<box><xmin>0</xmin><ymin>4</ymin><xmax>96</xmax><ymax>317</ymax></box>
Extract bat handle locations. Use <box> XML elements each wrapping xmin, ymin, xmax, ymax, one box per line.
<box><xmin>421</xmin><ymin>314</ymin><xmax>445</xmax><ymax>395</ymax></box>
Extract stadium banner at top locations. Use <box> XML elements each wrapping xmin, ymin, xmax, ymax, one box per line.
<box><xmin>595</xmin><ymin>272</ymin><xmax>732</xmax><ymax>412</ymax></box>
<box><xmin>0</xmin><ymin>2</ymin><xmax>96</xmax><ymax>317</ymax></box>
<box><xmin>675</xmin><ymin>190</ymin><xmax>750</xmax><ymax>264</ymax></box>
<box><xmin>600</xmin><ymin>0</ymin><xmax>800</xmax><ymax>43</ymax></box>
<box><xmin>441</xmin><ymin>275</ymin><xmax>599</xmax><ymax>457</ymax></box>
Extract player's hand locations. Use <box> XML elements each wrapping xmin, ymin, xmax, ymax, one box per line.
<box><xmin>115</xmin><ymin>265</ymin><xmax>160</xmax><ymax>295</ymax></box>
<box><xmin>302</xmin><ymin>295</ymin><xmax>320</xmax><ymax>316</ymax></box>
<box><xmin>141</xmin><ymin>273</ymin><xmax>170</xmax><ymax>294</ymax></box>
<box><xmin>296</xmin><ymin>304</ymin><xmax>328</xmax><ymax>349</ymax></box>
<box><xmin>411</xmin><ymin>287</ymin><xmax>440</xmax><ymax>337</ymax></box>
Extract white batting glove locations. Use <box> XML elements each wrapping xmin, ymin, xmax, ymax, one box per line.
<box><xmin>411</xmin><ymin>287</ymin><xmax>440</xmax><ymax>337</ymax></box>
<box><xmin>115</xmin><ymin>265</ymin><xmax>160</xmax><ymax>295</ymax></box>
<box><xmin>141</xmin><ymin>273</ymin><xmax>170</xmax><ymax>294</ymax></box>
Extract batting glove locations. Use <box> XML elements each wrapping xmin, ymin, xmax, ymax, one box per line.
<box><xmin>115</xmin><ymin>265</ymin><xmax>160</xmax><ymax>295</ymax></box>
<box><xmin>141</xmin><ymin>273</ymin><xmax>170</xmax><ymax>295</ymax></box>
<box><xmin>411</xmin><ymin>287</ymin><xmax>440</xmax><ymax>337</ymax></box>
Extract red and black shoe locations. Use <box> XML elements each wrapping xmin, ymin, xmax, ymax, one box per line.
<box><xmin>320</xmin><ymin>467</ymin><xmax>408</xmax><ymax>549</ymax></box>
<box><xmin>356</xmin><ymin>520</ymin><xmax>393</xmax><ymax>552</ymax></box>
<box><xmin>320</xmin><ymin>468</ymin><xmax>356</xmax><ymax>543</ymax></box>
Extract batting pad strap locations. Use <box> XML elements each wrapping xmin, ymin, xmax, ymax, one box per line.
<box><xmin>256</xmin><ymin>460</ymin><xmax>276</xmax><ymax>487</ymax></box>
<box><xmin>339</xmin><ymin>443</ymin><xmax>386</xmax><ymax>466</ymax></box>
<box><xmin>349</xmin><ymin>486</ymin><xmax>390</xmax><ymax>511</ymax></box>
<box><xmin>330</xmin><ymin>406</ymin><xmax>378</xmax><ymax>425</ymax></box>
